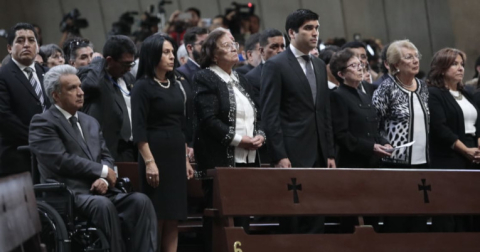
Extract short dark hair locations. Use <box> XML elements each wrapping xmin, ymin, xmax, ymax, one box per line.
<box><xmin>186</xmin><ymin>7</ymin><xmax>201</xmax><ymax>18</ymax></box>
<box><xmin>40</xmin><ymin>44</ymin><xmax>64</xmax><ymax>59</ymax></box>
<box><xmin>244</xmin><ymin>33</ymin><xmax>260</xmax><ymax>59</ymax></box>
<box><xmin>380</xmin><ymin>43</ymin><xmax>390</xmax><ymax>74</ymax></box>
<box><xmin>341</xmin><ymin>41</ymin><xmax>366</xmax><ymax>50</ymax></box>
<box><xmin>285</xmin><ymin>9</ymin><xmax>319</xmax><ymax>34</ymax></box>
<box><xmin>136</xmin><ymin>34</ymin><xmax>177</xmax><ymax>82</ymax></box>
<box><xmin>474</xmin><ymin>55</ymin><xmax>480</xmax><ymax>78</ymax></box>
<box><xmin>184</xmin><ymin>27</ymin><xmax>208</xmax><ymax>46</ymax></box>
<box><xmin>198</xmin><ymin>29</ymin><xmax>227</xmax><ymax>69</ymax></box>
<box><xmin>259</xmin><ymin>29</ymin><xmax>283</xmax><ymax>47</ymax></box>
<box><xmin>103</xmin><ymin>35</ymin><xmax>136</xmax><ymax>61</ymax></box>
<box><xmin>7</xmin><ymin>23</ymin><xmax>38</xmax><ymax>45</ymax></box>
<box><xmin>330</xmin><ymin>48</ymin><xmax>356</xmax><ymax>84</ymax></box>
<box><xmin>319</xmin><ymin>45</ymin><xmax>340</xmax><ymax>65</ymax></box>
<box><xmin>63</xmin><ymin>37</ymin><xmax>91</xmax><ymax>63</ymax></box>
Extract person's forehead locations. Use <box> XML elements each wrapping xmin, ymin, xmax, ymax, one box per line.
<box><xmin>118</xmin><ymin>53</ymin><xmax>135</xmax><ymax>61</ymax></box>
<box><xmin>300</xmin><ymin>20</ymin><xmax>319</xmax><ymax>27</ymax></box>
<box><xmin>196</xmin><ymin>33</ymin><xmax>208</xmax><ymax>41</ymax></box>
<box><xmin>60</xmin><ymin>74</ymin><xmax>81</xmax><ymax>85</ymax></box>
<box><xmin>15</xmin><ymin>29</ymin><xmax>35</xmax><ymax>39</ymax></box>
<box><xmin>350</xmin><ymin>47</ymin><xmax>366</xmax><ymax>55</ymax></box>
<box><xmin>267</xmin><ymin>36</ymin><xmax>284</xmax><ymax>44</ymax></box>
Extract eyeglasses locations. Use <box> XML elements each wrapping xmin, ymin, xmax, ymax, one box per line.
<box><xmin>219</xmin><ymin>42</ymin><xmax>239</xmax><ymax>51</ymax></box>
<box><xmin>403</xmin><ymin>53</ymin><xmax>422</xmax><ymax>61</ymax></box>
<box><xmin>115</xmin><ymin>59</ymin><xmax>136</xmax><ymax>68</ymax></box>
<box><xmin>343</xmin><ymin>62</ymin><xmax>364</xmax><ymax>70</ymax></box>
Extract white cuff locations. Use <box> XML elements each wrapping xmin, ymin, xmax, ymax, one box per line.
<box><xmin>101</xmin><ymin>165</ymin><xmax>109</xmax><ymax>178</ymax></box>
<box><xmin>100</xmin><ymin>178</ymin><xmax>109</xmax><ymax>187</ymax></box>
<box><xmin>230</xmin><ymin>134</ymin><xmax>242</xmax><ymax>146</ymax></box>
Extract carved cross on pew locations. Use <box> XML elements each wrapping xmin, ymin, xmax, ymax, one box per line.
<box><xmin>418</xmin><ymin>178</ymin><xmax>431</xmax><ymax>203</ymax></box>
<box><xmin>288</xmin><ymin>178</ymin><xmax>302</xmax><ymax>204</ymax></box>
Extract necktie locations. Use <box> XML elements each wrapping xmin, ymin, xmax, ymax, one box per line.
<box><xmin>69</xmin><ymin>116</ymin><xmax>84</xmax><ymax>142</ymax></box>
<box><xmin>24</xmin><ymin>67</ymin><xmax>45</xmax><ymax>110</ymax></box>
<box><xmin>301</xmin><ymin>55</ymin><xmax>317</xmax><ymax>104</ymax></box>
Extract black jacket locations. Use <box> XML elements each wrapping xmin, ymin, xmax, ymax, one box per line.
<box><xmin>244</xmin><ymin>63</ymin><xmax>263</xmax><ymax>105</ymax></box>
<box><xmin>193</xmin><ymin>69</ymin><xmax>264</xmax><ymax>171</ymax></box>
<box><xmin>0</xmin><ymin>60</ymin><xmax>50</xmax><ymax>174</ymax></box>
<box><xmin>77</xmin><ymin>58</ymin><xmax>135</xmax><ymax>160</ymax></box>
<box><xmin>331</xmin><ymin>83</ymin><xmax>388</xmax><ymax>168</ymax></box>
<box><xmin>261</xmin><ymin>47</ymin><xmax>335</xmax><ymax>167</ymax></box>
<box><xmin>429</xmin><ymin>87</ymin><xmax>480</xmax><ymax>169</ymax></box>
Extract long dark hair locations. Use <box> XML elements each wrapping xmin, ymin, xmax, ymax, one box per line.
<box><xmin>426</xmin><ymin>48</ymin><xmax>466</xmax><ymax>91</ymax></box>
<box><xmin>136</xmin><ymin>34</ymin><xmax>178</xmax><ymax>81</ymax></box>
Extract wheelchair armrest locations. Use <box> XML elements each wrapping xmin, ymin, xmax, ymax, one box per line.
<box><xmin>34</xmin><ymin>183</ymin><xmax>67</xmax><ymax>192</ymax></box>
<box><xmin>116</xmin><ymin>177</ymin><xmax>132</xmax><ymax>193</ymax></box>
<box><xmin>17</xmin><ymin>145</ymin><xmax>31</xmax><ymax>153</ymax></box>
<box><xmin>34</xmin><ymin>183</ymin><xmax>76</xmax><ymax>225</ymax></box>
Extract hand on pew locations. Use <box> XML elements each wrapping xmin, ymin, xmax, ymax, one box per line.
<box><xmin>275</xmin><ymin>158</ymin><xmax>292</xmax><ymax>168</ymax></box>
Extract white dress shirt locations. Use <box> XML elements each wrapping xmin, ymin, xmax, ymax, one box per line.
<box><xmin>209</xmin><ymin>65</ymin><xmax>256</xmax><ymax>163</ymax></box>
<box><xmin>12</xmin><ymin>58</ymin><xmax>45</xmax><ymax>109</ymax></box>
<box><xmin>55</xmin><ymin>105</ymin><xmax>110</xmax><ymax>185</ymax></box>
<box><xmin>289</xmin><ymin>43</ymin><xmax>315</xmax><ymax>78</ymax></box>
<box><xmin>450</xmin><ymin>90</ymin><xmax>478</xmax><ymax>134</ymax></box>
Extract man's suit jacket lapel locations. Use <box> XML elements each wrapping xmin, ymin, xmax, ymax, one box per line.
<box><xmin>51</xmin><ymin>107</ymin><xmax>94</xmax><ymax>160</ymax></box>
<box><xmin>311</xmin><ymin>58</ymin><xmax>327</xmax><ymax>106</ymax></box>
<box><xmin>286</xmin><ymin>48</ymin><xmax>315</xmax><ymax>107</ymax></box>
<box><xmin>104</xmin><ymin>76</ymin><xmax>127</xmax><ymax>114</ymax></box>
<box><xmin>78</xmin><ymin>113</ymin><xmax>95</xmax><ymax>160</ymax></box>
<box><xmin>35</xmin><ymin>63</ymin><xmax>51</xmax><ymax>107</ymax></box>
<box><xmin>8</xmin><ymin>61</ymin><xmax>40</xmax><ymax>101</ymax></box>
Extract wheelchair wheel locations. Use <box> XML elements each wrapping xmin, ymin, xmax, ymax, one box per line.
<box><xmin>71</xmin><ymin>227</ymin><xmax>110</xmax><ymax>252</ymax></box>
<box><xmin>37</xmin><ymin>201</ymin><xmax>71</xmax><ymax>252</ymax></box>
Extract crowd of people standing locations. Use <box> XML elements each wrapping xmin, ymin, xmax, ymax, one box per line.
<box><xmin>1</xmin><ymin>6</ymin><xmax>480</xmax><ymax>251</ymax></box>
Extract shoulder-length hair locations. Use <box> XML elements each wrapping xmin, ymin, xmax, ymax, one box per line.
<box><xmin>136</xmin><ymin>34</ymin><xmax>178</xmax><ymax>81</ymax></box>
<box><xmin>198</xmin><ymin>29</ymin><xmax>227</xmax><ymax>69</ymax></box>
<box><xmin>426</xmin><ymin>48</ymin><xmax>466</xmax><ymax>91</ymax></box>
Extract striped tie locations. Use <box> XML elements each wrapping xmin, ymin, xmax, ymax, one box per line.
<box><xmin>24</xmin><ymin>67</ymin><xmax>45</xmax><ymax>111</ymax></box>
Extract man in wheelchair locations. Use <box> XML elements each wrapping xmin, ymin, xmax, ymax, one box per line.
<box><xmin>29</xmin><ymin>65</ymin><xmax>157</xmax><ymax>252</ymax></box>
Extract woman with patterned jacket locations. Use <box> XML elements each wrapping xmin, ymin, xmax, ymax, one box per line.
<box><xmin>193</xmin><ymin>29</ymin><xmax>265</xmax><ymax>172</ymax></box>
<box><xmin>372</xmin><ymin>39</ymin><xmax>430</xmax><ymax>169</ymax></box>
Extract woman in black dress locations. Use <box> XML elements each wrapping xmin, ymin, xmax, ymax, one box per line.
<box><xmin>329</xmin><ymin>48</ymin><xmax>392</xmax><ymax>168</ymax></box>
<box><xmin>132</xmin><ymin>34</ymin><xmax>194</xmax><ymax>252</ymax></box>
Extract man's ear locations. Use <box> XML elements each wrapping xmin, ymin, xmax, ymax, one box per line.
<box><xmin>186</xmin><ymin>44</ymin><xmax>193</xmax><ymax>53</ymax></box>
<box><xmin>288</xmin><ymin>29</ymin><xmax>295</xmax><ymax>42</ymax></box>
<box><xmin>7</xmin><ymin>44</ymin><xmax>12</xmax><ymax>54</ymax></box>
<box><xmin>259</xmin><ymin>47</ymin><xmax>265</xmax><ymax>57</ymax></box>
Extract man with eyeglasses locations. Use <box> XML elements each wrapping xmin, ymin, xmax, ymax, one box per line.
<box><xmin>0</xmin><ymin>22</ymin><xmax>51</xmax><ymax>175</ymax></box>
<box><xmin>235</xmin><ymin>33</ymin><xmax>262</xmax><ymax>75</ymax></box>
<box><xmin>78</xmin><ymin>35</ymin><xmax>137</xmax><ymax>162</ymax></box>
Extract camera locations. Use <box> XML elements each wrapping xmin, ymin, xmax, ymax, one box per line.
<box><xmin>60</xmin><ymin>8</ymin><xmax>89</xmax><ymax>35</ymax></box>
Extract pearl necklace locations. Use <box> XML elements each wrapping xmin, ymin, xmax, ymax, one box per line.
<box><xmin>395</xmin><ymin>76</ymin><xmax>414</xmax><ymax>88</ymax></box>
<box><xmin>154</xmin><ymin>78</ymin><xmax>170</xmax><ymax>88</ymax></box>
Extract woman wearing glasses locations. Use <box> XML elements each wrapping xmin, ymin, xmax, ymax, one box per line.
<box><xmin>329</xmin><ymin>48</ymin><xmax>392</xmax><ymax>169</ymax></box>
<box><xmin>132</xmin><ymin>34</ymin><xmax>194</xmax><ymax>252</ymax></box>
<box><xmin>39</xmin><ymin>44</ymin><xmax>65</xmax><ymax>68</ymax></box>
<box><xmin>372</xmin><ymin>39</ymin><xmax>430</xmax><ymax>233</ymax></box>
<box><xmin>372</xmin><ymin>39</ymin><xmax>430</xmax><ymax>169</ymax></box>
<box><xmin>193</xmin><ymin>30</ymin><xmax>265</xmax><ymax>240</ymax></box>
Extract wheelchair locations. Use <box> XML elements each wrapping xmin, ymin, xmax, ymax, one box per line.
<box><xmin>18</xmin><ymin>146</ymin><xmax>131</xmax><ymax>252</ymax></box>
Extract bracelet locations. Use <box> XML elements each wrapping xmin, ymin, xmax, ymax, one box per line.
<box><xmin>145</xmin><ymin>158</ymin><xmax>154</xmax><ymax>165</ymax></box>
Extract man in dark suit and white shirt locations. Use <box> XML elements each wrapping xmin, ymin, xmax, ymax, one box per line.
<box><xmin>29</xmin><ymin>65</ymin><xmax>157</xmax><ymax>252</ymax></box>
<box><xmin>177</xmin><ymin>27</ymin><xmax>208</xmax><ymax>84</ymax></box>
<box><xmin>261</xmin><ymin>9</ymin><xmax>336</xmax><ymax>233</ymax></box>
<box><xmin>0</xmin><ymin>23</ymin><xmax>50</xmax><ymax>175</ymax></box>
<box><xmin>78</xmin><ymin>35</ymin><xmax>137</xmax><ymax>162</ymax></box>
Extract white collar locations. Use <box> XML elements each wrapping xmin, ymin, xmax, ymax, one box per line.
<box><xmin>11</xmin><ymin>57</ymin><xmax>36</xmax><ymax>72</ymax></box>
<box><xmin>328</xmin><ymin>81</ymin><xmax>338</xmax><ymax>89</ymax></box>
<box><xmin>55</xmin><ymin>104</ymin><xmax>78</xmax><ymax>120</ymax></box>
<box><xmin>188</xmin><ymin>57</ymin><xmax>200</xmax><ymax>68</ymax></box>
<box><xmin>209</xmin><ymin>65</ymin><xmax>238</xmax><ymax>83</ymax></box>
<box><xmin>289</xmin><ymin>44</ymin><xmax>308</xmax><ymax>59</ymax></box>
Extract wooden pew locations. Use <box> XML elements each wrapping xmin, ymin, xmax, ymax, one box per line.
<box><xmin>208</xmin><ymin>168</ymin><xmax>480</xmax><ymax>252</ymax></box>
<box><xmin>0</xmin><ymin>172</ymin><xmax>42</xmax><ymax>252</ymax></box>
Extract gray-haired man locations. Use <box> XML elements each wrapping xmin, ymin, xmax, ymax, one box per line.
<box><xmin>29</xmin><ymin>65</ymin><xmax>157</xmax><ymax>252</ymax></box>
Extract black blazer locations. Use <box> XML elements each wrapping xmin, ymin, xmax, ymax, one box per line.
<box><xmin>175</xmin><ymin>71</ymin><xmax>194</xmax><ymax>146</ymax></box>
<box><xmin>261</xmin><ymin>47</ymin><xmax>335</xmax><ymax>167</ymax></box>
<box><xmin>429</xmin><ymin>87</ymin><xmax>480</xmax><ymax>169</ymax></box>
<box><xmin>331</xmin><ymin>83</ymin><xmax>388</xmax><ymax>168</ymax></box>
<box><xmin>78</xmin><ymin>58</ymin><xmax>135</xmax><ymax>160</ymax></box>
<box><xmin>0</xmin><ymin>60</ymin><xmax>50</xmax><ymax>174</ymax></box>
<box><xmin>244</xmin><ymin>63</ymin><xmax>263</xmax><ymax>105</ymax></box>
<box><xmin>194</xmin><ymin>69</ymin><xmax>263</xmax><ymax>171</ymax></box>
<box><xmin>29</xmin><ymin>106</ymin><xmax>116</xmax><ymax>198</ymax></box>
<box><xmin>177</xmin><ymin>59</ymin><xmax>201</xmax><ymax>85</ymax></box>
<box><xmin>235</xmin><ymin>63</ymin><xmax>254</xmax><ymax>75</ymax></box>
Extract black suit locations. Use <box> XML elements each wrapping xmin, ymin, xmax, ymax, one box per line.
<box><xmin>235</xmin><ymin>63</ymin><xmax>254</xmax><ymax>75</ymax></box>
<box><xmin>177</xmin><ymin>59</ymin><xmax>201</xmax><ymax>85</ymax></box>
<box><xmin>261</xmin><ymin>47</ymin><xmax>335</xmax><ymax>167</ymax></box>
<box><xmin>331</xmin><ymin>83</ymin><xmax>388</xmax><ymax>168</ymax></box>
<box><xmin>429</xmin><ymin>87</ymin><xmax>480</xmax><ymax>169</ymax></box>
<box><xmin>78</xmin><ymin>58</ymin><xmax>136</xmax><ymax>161</ymax></box>
<box><xmin>29</xmin><ymin>106</ymin><xmax>157</xmax><ymax>252</ymax></box>
<box><xmin>0</xmin><ymin>60</ymin><xmax>50</xmax><ymax>175</ymax></box>
<box><xmin>245</xmin><ymin>63</ymin><xmax>263</xmax><ymax>105</ymax></box>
